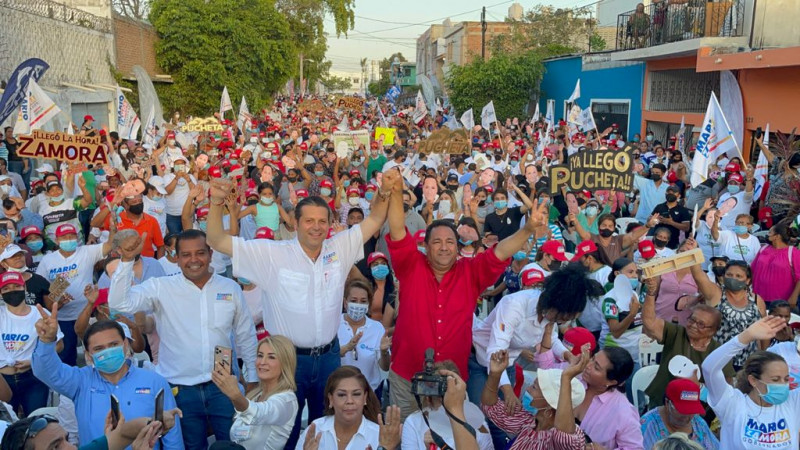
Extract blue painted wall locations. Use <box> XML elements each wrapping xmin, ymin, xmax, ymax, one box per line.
<box><xmin>539</xmin><ymin>55</ymin><xmax>646</xmax><ymax>139</ymax></box>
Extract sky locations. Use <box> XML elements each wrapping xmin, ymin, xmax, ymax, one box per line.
<box><xmin>323</xmin><ymin>0</ymin><xmax>593</xmax><ymax>74</ymax></box>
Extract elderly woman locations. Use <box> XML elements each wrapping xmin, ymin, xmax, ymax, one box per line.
<box><xmin>751</xmin><ymin>218</ymin><xmax>800</xmax><ymax>307</ymax></box>
<box><xmin>640</xmin><ymin>379</ymin><xmax>719</xmax><ymax>449</ymax></box>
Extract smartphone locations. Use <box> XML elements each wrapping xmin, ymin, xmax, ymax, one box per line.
<box><xmin>214</xmin><ymin>345</ymin><xmax>233</xmax><ymax>374</ymax></box>
<box><xmin>110</xmin><ymin>394</ymin><xmax>120</xmax><ymax>429</ymax></box>
<box><xmin>154</xmin><ymin>388</ymin><xmax>164</xmax><ymax>424</ymax></box>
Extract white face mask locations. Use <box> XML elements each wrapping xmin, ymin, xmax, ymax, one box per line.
<box><xmin>438</xmin><ymin>200</ymin><xmax>451</xmax><ymax>213</ymax></box>
<box><xmin>167</xmin><ymin>139</ymin><xmax>176</xmax><ymax>146</ymax></box>
<box><xmin>5</xmin><ymin>265</ymin><xmax>27</xmax><ymax>273</ymax></box>
<box><xmin>120</xmin><ymin>148</ymin><xmax>129</xmax><ymax>156</ymax></box>
<box><xmin>346</xmin><ymin>302</ymin><xmax>368</xmax><ymax>322</ymax></box>
<box><xmin>348</xmin><ymin>197</ymin><xmax>360</xmax><ymax>206</ymax></box>
<box><xmin>250</xmin><ymin>137</ymin><xmax>258</xmax><ymax>143</ymax></box>
<box><xmin>0</xmin><ymin>185</ymin><xmax>10</xmax><ymax>194</ymax></box>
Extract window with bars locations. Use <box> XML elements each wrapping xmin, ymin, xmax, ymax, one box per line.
<box><xmin>647</xmin><ymin>69</ymin><xmax>719</xmax><ymax>113</ymax></box>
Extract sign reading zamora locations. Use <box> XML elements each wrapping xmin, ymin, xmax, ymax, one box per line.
<box><xmin>179</xmin><ymin>117</ymin><xmax>223</xmax><ymax>133</ymax></box>
<box><xmin>549</xmin><ymin>149</ymin><xmax>634</xmax><ymax>195</ymax></box>
<box><xmin>17</xmin><ymin>130</ymin><xmax>108</xmax><ymax>164</ymax></box>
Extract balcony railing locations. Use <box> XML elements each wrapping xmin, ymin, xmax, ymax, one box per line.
<box><xmin>0</xmin><ymin>0</ymin><xmax>112</xmax><ymax>33</ymax></box>
<box><xmin>615</xmin><ymin>0</ymin><xmax>745</xmax><ymax>51</ymax></box>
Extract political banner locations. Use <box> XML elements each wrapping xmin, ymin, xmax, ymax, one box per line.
<box><xmin>578</xmin><ymin>108</ymin><xmax>597</xmax><ymax>132</ymax></box>
<box><xmin>754</xmin><ymin>123</ymin><xmax>769</xmax><ymax>199</ymax></box>
<box><xmin>690</xmin><ymin>92</ymin><xmax>738</xmax><ymax>187</ymax></box>
<box><xmin>237</xmin><ymin>96</ymin><xmax>251</xmax><ymax>130</ymax></box>
<box><xmin>179</xmin><ymin>117</ymin><xmax>224</xmax><ymax>133</ymax></box>
<box><xmin>332</xmin><ymin>129</ymin><xmax>370</xmax><ymax>156</ymax></box>
<box><xmin>336</xmin><ymin>96</ymin><xmax>366</xmax><ymax>111</ymax></box>
<box><xmin>142</xmin><ymin>105</ymin><xmax>158</xmax><ymax>146</ymax></box>
<box><xmin>16</xmin><ymin>130</ymin><xmax>108</xmax><ymax>164</ymax></box>
<box><xmin>418</xmin><ymin>128</ymin><xmax>470</xmax><ymax>155</ymax></box>
<box><xmin>481</xmin><ymin>101</ymin><xmax>496</xmax><ymax>130</ymax></box>
<box><xmin>220</xmin><ymin>86</ymin><xmax>233</xmax><ymax>119</ymax></box>
<box><xmin>13</xmin><ymin>79</ymin><xmax>60</xmax><ymax>135</ymax></box>
<box><xmin>549</xmin><ymin>149</ymin><xmax>634</xmax><ymax>195</ymax></box>
<box><xmin>412</xmin><ymin>91</ymin><xmax>427</xmax><ymax>124</ymax></box>
<box><xmin>0</xmin><ymin>58</ymin><xmax>49</xmax><ymax>126</ymax></box>
<box><xmin>567</xmin><ymin>79</ymin><xmax>581</xmax><ymax>103</ymax></box>
<box><xmin>116</xmin><ymin>87</ymin><xmax>140</xmax><ymax>140</ymax></box>
<box><xmin>460</xmin><ymin>109</ymin><xmax>474</xmax><ymax>130</ymax></box>
<box><xmin>298</xmin><ymin>99</ymin><xmax>325</xmax><ymax>112</ymax></box>
<box><xmin>567</xmin><ymin>105</ymin><xmax>582</xmax><ymax>125</ymax></box>
<box><xmin>374</xmin><ymin>127</ymin><xmax>396</xmax><ymax>146</ymax></box>
<box><xmin>385</xmin><ymin>85</ymin><xmax>401</xmax><ymax>103</ymax></box>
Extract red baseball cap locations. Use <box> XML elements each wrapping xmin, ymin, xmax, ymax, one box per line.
<box><xmin>295</xmin><ymin>189</ymin><xmax>309</xmax><ymax>198</ymax></box>
<box><xmin>196</xmin><ymin>207</ymin><xmax>209</xmax><ymax>218</ymax></box>
<box><xmin>320</xmin><ymin>179</ymin><xmax>333</xmax><ymax>189</ymax></box>
<box><xmin>208</xmin><ymin>166</ymin><xmax>223</xmax><ymax>178</ymax></box>
<box><xmin>413</xmin><ymin>230</ymin><xmax>426</xmax><ymax>244</ymax></box>
<box><xmin>665</xmin><ymin>378</ymin><xmax>705</xmax><ymax>415</ymax></box>
<box><xmin>365</xmin><ymin>184</ymin><xmax>378</xmax><ymax>192</ymax></box>
<box><xmin>571</xmin><ymin>240</ymin><xmax>598</xmax><ymax>262</ymax></box>
<box><xmin>255</xmin><ymin>227</ymin><xmax>274</xmax><ymax>240</ymax></box>
<box><xmin>728</xmin><ymin>172</ymin><xmax>744</xmax><ymax>184</ymax></box>
<box><xmin>725</xmin><ymin>162</ymin><xmax>741</xmax><ymax>173</ymax></box>
<box><xmin>638</xmin><ymin>240</ymin><xmax>656</xmax><ymax>259</ymax></box>
<box><xmin>55</xmin><ymin>224</ymin><xmax>78</xmax><ymax>238</ymax></box>
<box><xmin>520</xmin><ymin>267</ymin><xmax>545</xmax><ymax>287</ymax></box>
<box><xmin>367</xmin><ymin>252</ymin><xmax>388</xmax><ymax>265</ymax></box>
<box><xmin>563</xmin><ymin>327</ymin><xmax>597</xmax><ymax>356</ymax></box>
<box><xmin>299</xmin><ymin>142</ymin><xmax>308</xmax><ymax>150</ymax></box>
<box><xmin>349</xmin><ymin>169</ymin><xmax>361</xmax><ymax>177</ymax></box>
<box><xmin>541</xmin><ymin>240</ymin><xmax>568</xmax><ymax>261</ymax></box>
<box><xmin>0</xmin><ymin>272</ymin><xmax>25</xmax><ymax>289</ymax></box>
<box><xmin>83</xmin><ymin>115</ymin><xmax>94</xmax><ymax>122</ymax></box>
<box><xmin>758</xmin><ymin>207</ymin><xmax>774</xmax><ymax>228</ymax></box>
<box><xmin>20</xmin><ymin>225</ymin><xmax>42</xmax><ymax>239</ymax></box>
<box><xmin>346</xmin><ymin>187</ymin><xmax>360</xmax><ymax>197</ymax></box>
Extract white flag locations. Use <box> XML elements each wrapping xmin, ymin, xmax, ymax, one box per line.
<box><xmin>754</xmin><ymin>123</ymin><xmax>770</xmax><ymax>198</ymax></box>
<box><xmin>676</xmin><ymin>115</ymin><xmax>686</xmax><ymax>154</ymax></box>
<box><xmin>460</xmin><ymin>108</ymin><xmax>474</xmax><ymax>130</ymax></box>
<box><xmin>578</xmin><ymin>108</ymin><xmax>597</xmax><ymax>131</ymax></box>
<box><xmin>14</xmin><ymin>79</ymin><xmax>61</xmax><ymax>135</ymax></box>
<box><xmin>220</xmin><ymin>86</ymin><xmax>233</xmax><ymax>118</ymax></box>
<box><xmin>545</xmin><ymin>100</ymin><xmax>555</xmax><ymax>127</ymax></box>
<box><xmin>236</xmin><ymin>96</ymin><xmax>251</xmax><ymax>130</ymax></box>
<box><xmin>142</xmin><ymin>105</ymin><xmax>158</xmax><ymax>146</ymax></box>
<box><xmin>481</xmin><ymin>101</ymin><xmax>497</xmax><ymax>129</ymax></box>
<box><xmin>434</xmin><ymin>98</ymin><xmax>443</xmax><ymax>117</ymax></box>
<box><xmin>116</xmin><ymin>87</ymin><xmax>140</xmax><ymax>140</ymax></box>
<box><xmin>412</xmin><ymin>91</ymin><xmax>427</xmax><ymax>124</ymax></box>
<box><xmin>690</xmin><ymin>92</ymin><xmax>738</xmax><ymax>188</ymax></box>
<box><xmin>532</xmin><ymin>103</ymin><xmax>540</xmax><ymax>122</ymax></box>
<box><xmin>567</xmin><ymin>79</ymin><xmax>581</xmax><ymax>103</ymax></box>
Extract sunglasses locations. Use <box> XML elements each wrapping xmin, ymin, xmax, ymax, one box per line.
<box><xmin>22</xmin><ymin>415</ymin><xmax>59</xmax><ymax>445</ymax></box>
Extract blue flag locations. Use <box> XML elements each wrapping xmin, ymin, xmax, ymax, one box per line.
<box><xmin>0</xmin><ymin>58</ymin><xmax>49</xmax><ymax>125</ymax></box>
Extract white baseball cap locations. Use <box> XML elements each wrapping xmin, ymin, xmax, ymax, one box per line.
<box><xmin>148</xmin><ymin>175</ymin><xmax>168</xmax><ymax>195</ymax></box>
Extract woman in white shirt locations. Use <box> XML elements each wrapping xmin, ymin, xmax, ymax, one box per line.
<box><xmin>702</xmin><ymin>316</ymin><xmax>800</xmax><ymax>449</ymax></box>
<box><xmin>297</xmin><ymin>365</ymin><xmax>401</xmax><ymax>450</ymax></box>
<box><xmin>338</xmin><ymin>279</ymin><xmax>390</xmax><ymax>395</ymax></box>
<box><xmin>212</xmin><ymin>335</ymin><xmax>299</xmax><ymax>450</ymax></box>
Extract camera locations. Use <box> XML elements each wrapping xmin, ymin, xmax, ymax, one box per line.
<box><xmin>410</xmin><ymin>348</ymin><xmax>447</xmax><ymax>397</ymax></box>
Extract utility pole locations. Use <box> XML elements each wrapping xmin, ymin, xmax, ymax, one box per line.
<box><xmin>481</xmin><ymin>6</ymin><xmax>487</xmax><ymax>60</ymax></box>
<box><xmin>299</xmin><ymin>52</ymin><xmax>304</xmax><ymax>97</ymax></box>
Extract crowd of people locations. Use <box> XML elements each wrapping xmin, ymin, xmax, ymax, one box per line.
<box><xmin>0</xmin><ymin>94</ymin><xmax>799</xmax><ymax>450</ymax></box>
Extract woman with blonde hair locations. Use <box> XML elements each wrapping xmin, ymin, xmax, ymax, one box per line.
<box><xmin>212</xmin><ymin>335</ymin><xmax>299</xmax><ymax>450</ymax></box>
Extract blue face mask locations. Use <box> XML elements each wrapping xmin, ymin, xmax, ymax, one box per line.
<box><xmin>757</xmin><ymin>381</ymin><xmax>790</xmax><ymax>405</ymax></box>
<box><xmin>91</xmin><ymin>345</ymin><xmax>127</xmax><ymax>374</ymax></box>
<box><xmin>371</xmin><ymin>264</ymin><xmax>390</xmax><ymax>280</ymax></box>
<box><xmin>513</xmin><ymin>251</ymin><xmax>527</xmax><ymax>261</ymax></box>
<box><xmin>459</xmin><ymin>238</ymin><xmax>473</xmax><ymax>246</ymax></box>
<box><xmin>629</xmin><ymin>277</ymin><xmax>640</xmax><ymax>290</ymax></box>
<box><xmin>727</xmin><ymin>184</ymin><xmax>741</xmax><ymax>194</ymax></box>
<box><xmin>609</xmin><ymin>134</ymin><xmax>617</xmax><ymax>140</ymax></box>
<box><xmin>59</xmin><ymin>239</ymin><xmax>78</xmax><ymax>252</ymax></box>
<box><xmin>510</xmin><ymin>160</ymin><xmax>519</xmax><ymax>167</ymax></box>
<box><xmin>260</xmin><ymin>196</ymin><xmax>274</xmax><ymax>205</ymax></box>
<box><xmin>314</xmin><ymin>170</ymin><xmax>324</xmax><ymax>177</ymax></box>
<box><xmin>494</xmin><ymin>200</ymin><xmax>508</xmax><ymax>210</ymax></box>
<box><xmin>521</xmin><ymin>390</ymin><xmax>540</xmax><ymax>415</ymax></box>
<box><xmin>50</xmin><ymin>194</ymin><xmax>65</xmax><ymax>203</ymax></box>
<box><xmin>365</xmin><ymin>192</ymin><xmax>375</xmax><ymax>201</ymax></box>
<box><xmin>320</xmin><ymin>188</ymin><xmax>332</xmax><ymax>197</ymax></box>
<box><xmin>343</xmin><ymin>180</ymin><xmax>351</xmax><ymax>188</ymax></box>
<box><xmin>238</xmin><ymin>277</ymin><xmax>251</xmax><ymax>285</ymax></box>
<box><xmin>732</xmin><ymin>225</ymin><xmax>749</xmax><ymax>235</ymax></box>
<box><xmin>198</xmin><ymin>221</ymin><xmax>207</xmax><ymax>231</ymax></box>
<box><xmin>27</xmin><ymin>240</ymin><xmax>44</xmax><ymax>252</ymax></box>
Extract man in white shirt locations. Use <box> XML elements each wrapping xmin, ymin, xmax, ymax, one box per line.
<box><xmin>108</xmin><ymin>228</ymin><xmax>258</xmax><ymax>448</ymax></box>
<box><xmin>712</xmin><ymin>213</ymin><xmax>761</xmax><ymax>264</ymax></box>
<box><xmin>205</xmin><ymin>168</ymin><xmax>400</xmax><ymax>448</ymax></box>
<box><xmin>163</xmin><ymin>156</ymin><xmax>196</xmax><ymax>234</ymax></box>
<box><xmin>35</xmin><ymin>223</ymin><xmax>114</xmax><ymax>366</ymax></box>
<box><xmin>716</xmin><ymin>170</ymin><xmax>754</xmax><ymax>230</ymax></box>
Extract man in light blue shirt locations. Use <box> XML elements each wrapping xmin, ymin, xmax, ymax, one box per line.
<box><xmin>32</xmin><ymin>314</ymin><xmax>183</xmax><ymax>448</ymax></box>
<box><xmin>634</xmin><ymin>163</ymin><xmax>669</xmax><ymax>224</ymax></box>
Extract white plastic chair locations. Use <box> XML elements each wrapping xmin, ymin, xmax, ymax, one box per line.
<box><xmin>639</xmin><ymin>335</ymin><xmax>663</xmax><ymax>367</ymax></box>
<box><xmin>631</xmin><ymin>365</ymin><xmax>658</xmax><ymax>413</ymax></box>
<box><xmin>615</xmin><ymin>217</ymin><xmax>639</xmax><ymax>234</ymax></box>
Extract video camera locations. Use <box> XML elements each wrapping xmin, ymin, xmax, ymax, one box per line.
<box><xmin>410</xmin><ymin>348</ymin><xmax>447</xmax><ymax>397</ymax></box>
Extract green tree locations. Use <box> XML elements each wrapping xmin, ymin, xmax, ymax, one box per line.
<box><xmin>368</xmin><ymin>52</ymin><xmax>407</xmax><ymax>96</ymax></box>
<box><xmin>490</xmin><ymin>5</ymin><xmax>596</xmax><ymax>57</ymax></box>
<box><xmin>446</xmin><ymin>51</ymin><xmax>544</xmax><ymax>122</ymax></box>
<box><xmin>321</xmin><ymin>75</ymin><xmax>352</xmax><ymax>93</ymax></box>
<box><xmin>589</xmin><ymin>32</ymin><xmax>606</xmax><ymax>52</ymax></box>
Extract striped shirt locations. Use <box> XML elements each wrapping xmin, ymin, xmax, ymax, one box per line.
<box><xmin>483</xmin><ymin>400</ymin><xmax>585</xmax><ymax>450</ymax></box>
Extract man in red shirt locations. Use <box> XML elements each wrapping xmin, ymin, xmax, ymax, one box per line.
<box><xmin>92</xmin><ymin>194</ymin><xmax>164</xmax><ymax>258</ymax></box>
<box><xmin>384</xmin><ymin>167</ymin><xmax>550</xmax><ymax>418</ymax></box>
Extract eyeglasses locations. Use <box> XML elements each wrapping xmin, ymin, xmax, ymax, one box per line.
<box><xmin>687</xmin><ymin>316</ymin><xmax>713</xmax><ymax>330</ymax></box>
<box><xmin>22</xmin><ymin>415</ymin><xmax>58</xmax><ymax>446</ymax></box>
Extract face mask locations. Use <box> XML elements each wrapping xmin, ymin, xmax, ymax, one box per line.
<box><xmin>314</xmin><ymin>170</ymin><xmax>324</xmax><ymax>177</ymax></box>
<box><xmin>526</xmin><ymin>154</ymin><xmax>534</xmax><ymax>161</ymax></box>
<box><xmin>521</xmin><ymin>390</ymin><xmax>543</xmax><ymax>415</ymax></box>
<box><xmin>348</xmin><ymin>197</ymin><xmax>360</xmax><ymax>206</ymax></box>
<box><xmin>50</xmin><ymin>194</ymin><xmax>65</xmax><ymax>203</ymax></box>
<box><xmin>371</xmin><ymin>264</ymin><xmax>390</xmax><ymax>280</ymax></box>
<box><xmin>27</xmin><ymin>240</ymin><xmax>43</xmax><ymax>252</ymax></box>
<box><xmin>174</xmin><ymin>165</ymin><xmax>186</xmax><ymax>173</ymax></box>
<box><xmin>513</xmin><ymin>251</ymin><xmax>527</xmax><ymax>261</ymax></box>
<box><xmin>365</xmin><ymin>192</ymin><xmax>375</xmax><ymax>201</ymax></box>
<box><xmin>609</xmin><ymin>134</ymin><xmax>617</xmax><ymax>139</ymax></box>
<box><xmin>723</xmin><ymin>277</ymin><xmax>748</xmax><ymax>292</ymax></box>
<box><xmin>510</xmin><ymin>160</ymin><xmax>519</xmax><ymax>167</ymax></box>
<box><xmin>198</xmin><ymin>221</ymin><xmax>207</xmax><ymax>231</ymax></box>
<box><xmin>250</xmin><ymin>137</ymin><xmax>258</xmax><ymax>143</ymax></box>
<box><xmin>128</xmin><ymin>203</ymin><xmax>144</xmax><ymax>215</ymax></box>
<box><xmin>238</xmin><ymin>277</ymin><xmax>251</xmax><ymax>285</ymax></box>
<box><xmin>352</xmin><ymin>158</ymin><xmax>361</xmax><ymax>165</ymax></box>
<box><xmin>167</xmin><ymin>139</ymin><xmax>176</xmax><ymax>146</ymax></box>
<box><xmin>666</xmin><ymin>194</ymin><xmax>677</xmax><ymax>203</ymax></box>
<box><xmin>346</xmin><ymin>302</ymin><xmax>368</xmax><ymax>322</ymax></box>
<box><xmin>120</xmin><ymin>148</ymin><xmax>129</xmax><ymax>155</ymax></box>
<box><xmin>439</xmin><ymin>200</ymin><xmax>452</xmax><ymax>212</ymax></box>
<box><xmin>653</xmin><ymin>238</ymin><xmax>668</xmax><ymax>249</ymax></box>
<box><xmin>5</xmin><ymin>265</ymin><xmax>27</xmax><ymax>273</ymax></box>
<box><xmin>494</xmin><ymin>200</ymin><xmax>507</xmax><ymax>210</ymax></box>
<box><xmin>548</xmin><ymin>260</ymin><xmax>562</xmax><ymax>272</ymax></box>
<box><xmin>727</xmin><ymin>185</ymin><xmax>741</xmax><ymax>194</ymax></box>
<box><xmin>288</xmin><ymin>176</ymin><xmax>298</xmax><ymax>183</ymax></box>
<box><xmin>459</xmin><ymin>238</ymin><xmax>473</xmax><ymax>246</ymax></box>
<box><xmin>646</xmin><ymin>135</ymin><xmax>654</xmax><ymax>142</ymax></box>
<box><xmin>629</xmin><ymin>277</ymin><xmax>640</xmax><ymax>290</ymax></box>
<box><xmin>585</xmin><ymin>206</ymin><xmax>598</xmax><ymax>217</ymax></box>
<box><xmin>59</xmin><ymin>239</ymin><xmax>78</xmax><ymax>252</ymax></box>
<box><xmin>712</xmin><ymin>266</ymin><xmax>726</xmax><ymax>278</ymax></box>
<box><xmin>756</xmin><ymin>380</ymin><xmax>790</xmax><ymax>405</ymax></box>
<box><xmin>0</xmin><ymin>185</ymin><xmax>11</xmax><ymax>194</ymax></box>
<box><xmin>1</xmin><ymin>290</ymin><xmax>25</xmax><ymax>307</ymax></box>
<box><xmin>92</xmin><ymin>345</ymin><xmax>127</xmax><ymax>374</ymax></box>
<box><xmin>650</xmin><ymin>173</ymin><xmax>662</xmax><ymax>181</ymax></box>
<box><xmin>260</xmin><ymin>196</ymin><xmax>274</xmax><ymax>206</ymax></box>
<box><xmin>343</xmin><ymin>180</ymin><xmax>351</xmax><ymax>188</ymax></box>
<box><xmin>598</xmin><ymin>228</ymin><xmax>614</xmax><ymax>238</ymax></box>
<box><xmin>320</xmin><ymin>188</ymin><xmax>331</xmax><ymax>197</ymax></box>
<box><xmin>732</xmin><ymin>225</ymin><xmax>749</xmax><ymax>235</ymax></box>
<box><xmin>151</xmin><ymin>194</ymin><xmax>163</xmax><ymax>201</ymax></box>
